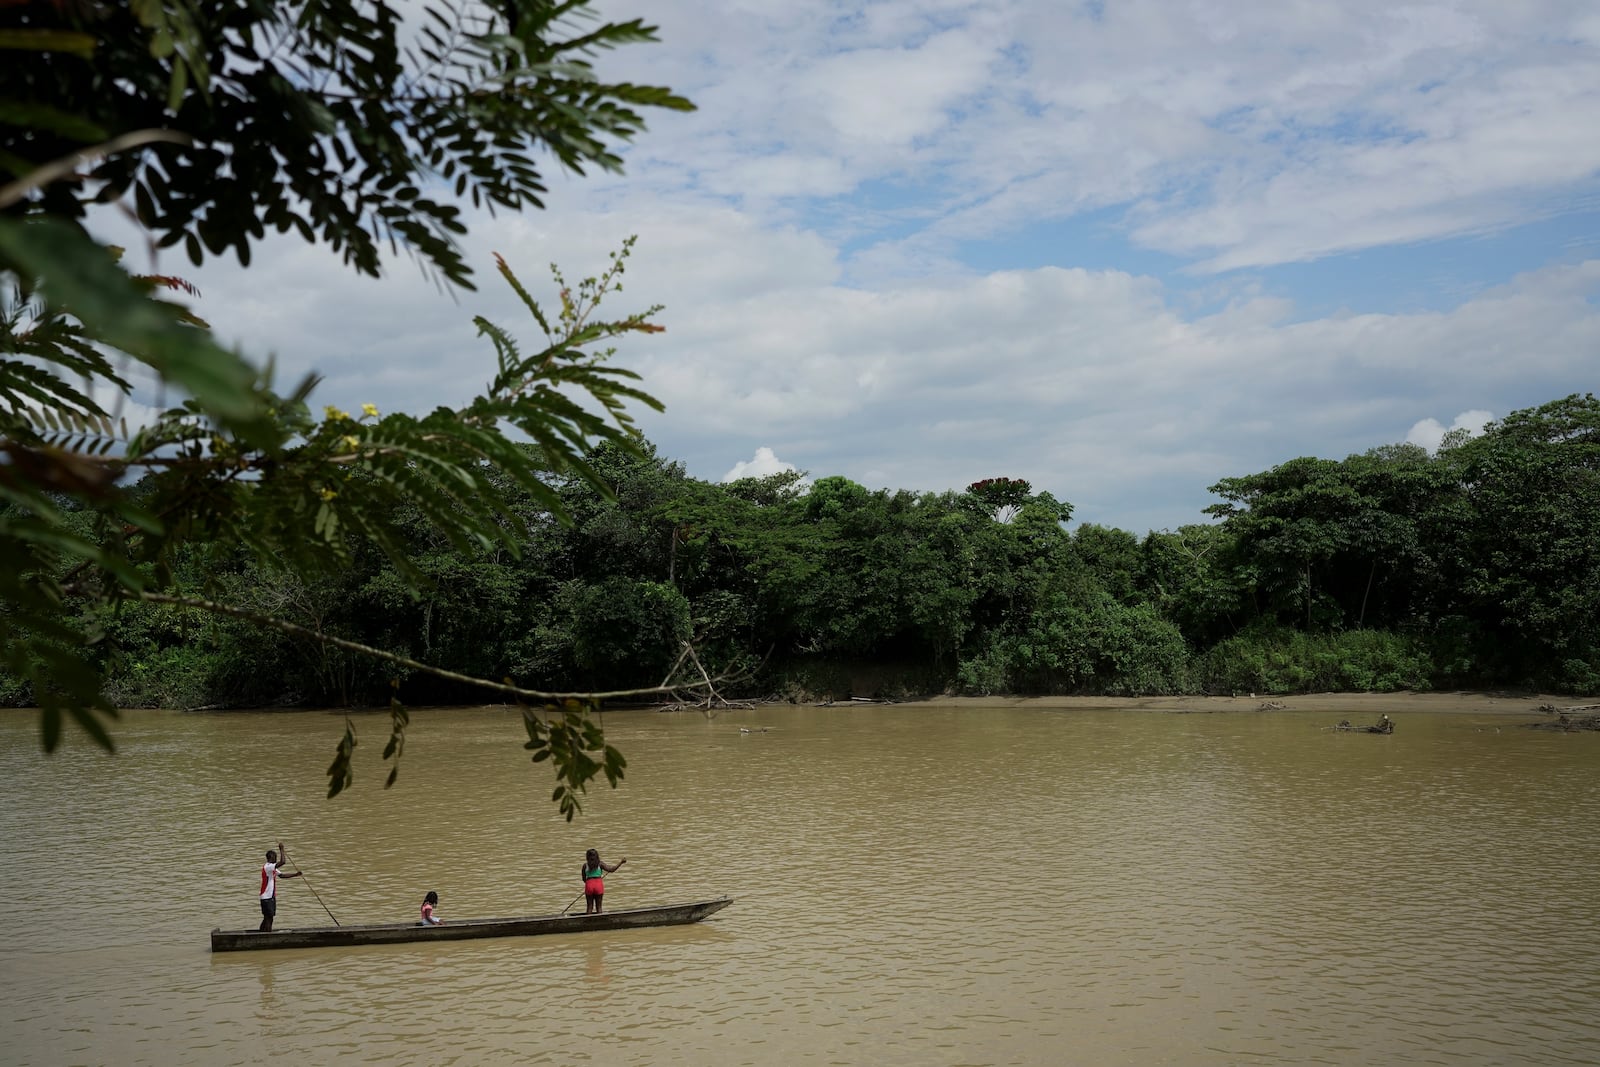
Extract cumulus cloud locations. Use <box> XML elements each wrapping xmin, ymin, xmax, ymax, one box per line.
<box><xmin>142</xmin><ymin>196</ymin><xmax>1600</xmax><ymax>531</ymax></box>
<box><xmin>1406</xmin><ymin>409</ymin><xmax>1496</xmax><ymax>452</ymax></box>
<box><xmin>82</xmin><ymin>0</ymin><xmax>1599</xmax><ymax>535</ymax></box>
<box><xmin>602</xmin><ymin>0</ymin><xmax>1600</xmax><ymax>271</ymax></box>
<box><xmin>723</xmin><ymin>447</ymin><xmax>803</xmax><ymax>482</ymax></box>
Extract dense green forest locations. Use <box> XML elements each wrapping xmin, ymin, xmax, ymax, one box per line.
<box><xmin>5</xmin><ymin>391</ymin><xmax>1596</xmax><ymax>708</ymax></box>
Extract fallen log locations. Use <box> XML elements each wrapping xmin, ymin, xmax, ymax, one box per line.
<box><xmin>1328</xmin><ymin>715</ymin><xmax>1394</xmax><ymax>734</ymax></box>
<box><xmin>1527</xmin><ymin>710</ymin><xmax>1600</xmax><ymax>732</ymax></box>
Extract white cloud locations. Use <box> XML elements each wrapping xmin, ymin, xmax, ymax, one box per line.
<box><xmin>796</xmin><ymin>28</ymin><xmax>1000</xmax><ymax>148</ymax></box>
<box><xmin>1406</xmin><ymin>409</ymin><xmax>1495</xmax><ymax>452</ymax></box>
<box><xmin>602</xmin><ymin>0</ymin><xmax>1600</xmax><ymax>270</ymax></box>
<box><xmin>142</xmin><ymin>189</ymin><xmax>1599</xmax><ymax>531</ymax></box>
<box><xmin>723</xmin><ymin>446</ymin><xmax>801</xmax><ymax>482</ymax></box>
<box><xmin>75</xmin><ymin>0</ymin><xmax>1600</xmax><ymax>536</ymax></box>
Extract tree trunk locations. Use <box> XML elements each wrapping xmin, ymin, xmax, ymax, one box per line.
<box><xmin>1358</xmin><ymin>558</ymin><xmax>1377</xmax><ymax>629</ymax></box>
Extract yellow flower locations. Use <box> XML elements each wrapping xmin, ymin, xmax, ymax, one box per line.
<box><xmin>323</xmin><ymin>405</ymin><xmax>349</xmax><ymax>421</ymax></box>
<box><xmin>341</xmin><ymin>435</ymin><xmax>360</xmax><ymax>450</ymax></box>
<box><xmin>319</xmin><ymin>487</ymin><xmax>338</xmax><ymax>501</ymax></box>
<box><xmin>362</xmin><ymin>403</ymin><xmax>380</xmax><ymax>418</ymax></box>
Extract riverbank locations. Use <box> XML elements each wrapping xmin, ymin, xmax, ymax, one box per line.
<box><xmin>895</xmin><ymin>690</ymin><xmax>1596</xmax><ymax>715</ymax></box>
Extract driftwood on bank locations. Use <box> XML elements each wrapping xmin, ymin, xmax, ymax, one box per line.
<box><xmin>1528</xmin><ymin>704</ymin><xmax>1600</xmax><ymax>732</ymax></box>
<box><xmin>1328</xmin><ymin>715</ymin><xmax>1395</xmax><ymax>734</ymax></box>
<box><xmin>653</xmin><ymin>642</ymin><xmax>770</xmax><ymax>716</ymax></box>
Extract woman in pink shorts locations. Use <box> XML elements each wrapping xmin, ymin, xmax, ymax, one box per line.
<box><xmin>581</xmin><ymin>848</ymin><xmax>626</xmax><ymax>913</ymax></box>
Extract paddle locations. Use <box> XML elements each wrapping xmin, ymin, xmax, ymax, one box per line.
<box><xmin>282</xmin><ymin>842</ymin><xmax>340</xmax><ymax>927</ymax></box>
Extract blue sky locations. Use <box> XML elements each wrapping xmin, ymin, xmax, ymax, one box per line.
<box><xmin>136</xmin><ymin>0</ymin><xmax>1600</xmax><ymax>534</ymax></box>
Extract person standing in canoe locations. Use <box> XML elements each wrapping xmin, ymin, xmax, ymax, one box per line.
<box><xmin>259</xmin><ymin>842</ymin><xmax>303</xmax><ymax>931</ymax></box>
<box><xmin>581</xmin><ymin>848</ymin><xmax>625</xmax><ymax>914</ymax></box>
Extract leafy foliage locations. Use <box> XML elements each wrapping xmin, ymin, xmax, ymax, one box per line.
<box><xmin>523</xmin><ymin>699</ymin><xmax>626</xmax><ymax>822</ymax></box>
<box><xmin>8</xmin><ymin>390</ymin><xmax>1600</xmax><ymax>731</ymax></box>
<box><xmin>965</xmin><ymin>476</ymin><xmax>1035</xmax><ymax>523</ymax></box>
<box><xmin>1444</xmin><ymin>393</ymin><xmax>1600</xmax><ymax>676</ymax></box>
<box><xmin>1</xmin><ymin>0</ymin><xmax>695</xmax><ymax>806</ymax></box>
<box><xmin>3</xmin><ymin>0</ymin><xmax>692</xmax><ymax>288</ymax></box>
<box><xmin>1200</xmin><ymin>626</ymin><xmax>1433</xmax><ymax>696</ymax></box>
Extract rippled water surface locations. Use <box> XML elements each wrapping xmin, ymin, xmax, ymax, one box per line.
<box><xmin>2</xmin><ymin>704</ymin><xmax>1597</xmax><ymax>1065</ymax></box>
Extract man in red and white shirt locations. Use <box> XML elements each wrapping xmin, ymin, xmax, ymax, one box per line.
<box><xmin>259</xmin><ymin>841</ymin><xmax>304</xmax><ymax>931</ymax></box>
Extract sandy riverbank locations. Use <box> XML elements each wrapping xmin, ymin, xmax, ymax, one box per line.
<box><xmin>897</xmin><ymin>691</ymin><xmax>1598</xmax><ymax>715</ymax></box>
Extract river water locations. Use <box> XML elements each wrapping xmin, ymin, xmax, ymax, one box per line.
<box><xmin>1</xmin><ymin>703</ymin><xmax>1596</xmax><ymax>1066</ymax></box>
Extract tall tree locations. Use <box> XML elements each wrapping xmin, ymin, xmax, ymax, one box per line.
<box><xmin>1138</xmin><ymin>523</ymin><xmax>1247</xmax><ymax>646</ymax></box>
<box><xmin>1207</xmin><ymin>457</ymin><xmax>1369</xmax><ymax>630</ymax></box>
<box><xmin>1448</xmin><ymin>394</ymin><xmax>1600</xmax><ymax>684</ymax></box>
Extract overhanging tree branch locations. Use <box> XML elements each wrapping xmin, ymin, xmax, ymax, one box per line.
<box><xmin>136</xmin><ymin>590</ymin><xmax>732</xmax><ymax>703</ymax></box>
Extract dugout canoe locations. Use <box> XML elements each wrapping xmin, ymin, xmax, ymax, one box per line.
<box><xmin>210</xmin><ymin>896</ymin><xmax>733</xmax><ymax>952</ymax></box>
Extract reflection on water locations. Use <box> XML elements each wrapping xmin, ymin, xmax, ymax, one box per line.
<box><xmin>585</xmin><ymin>940</ymin><xmax>609</xmax><ymax>984</ymax></box>
<box><xmin>2</xmin><ymin>704</ymin><xmax>1598</xmax><ymax>1065</ymax></box>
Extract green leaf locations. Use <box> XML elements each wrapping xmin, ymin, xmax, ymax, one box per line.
<box><xmin>0</xmin><ymin>99</ymin><xmax>106</xmax><ymax>142</ymax></box>
<box><xmin>0</xmin><ymin>220</ymin><xmax>269</xmax><ymax>438</ymax></box>
<box><xmin>0</xmin><ymin>29</ymin><xmax>96</xmax><ymax>57</ymax></box>
<box><xmin>325</xmin><ymin>719</ymin><xmax>357</xmax><ymax>799</ymax></box>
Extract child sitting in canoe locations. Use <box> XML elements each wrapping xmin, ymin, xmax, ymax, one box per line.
<box><xmin>420</xmin><ymin>890</ymin><xmax>444</xmax><ymax>925</ymax></box>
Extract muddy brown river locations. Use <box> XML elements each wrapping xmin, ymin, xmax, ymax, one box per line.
<box><xmin>1</xmin><ymin>703</ymin><xmax>1596</xmax><ymax>1065</ymax></box>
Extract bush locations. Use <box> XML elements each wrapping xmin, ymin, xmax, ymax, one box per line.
<box><xmin>955</xmin><ymin>596</ymin><xmax>1193</xmax><ymax>696</ymax></box>
<box><xmin>1199</xmin><ymin>626</ymin><xmax>1432</xmax><ymax>694</ymax></box>
<box><xmin>956</xmin><ymin>640</ymin><xmax>1013</xmax><ymax>696</ymax></box>
<box><xmin>0</xmin><ymin>668</ymin><xmax>31</xmax><ymax>707</ymax></box>
<box><xmin>1093</xmin><ymin>602</ymin><xmax>1193</xmax><ymax>695</ymax></box>
<box><xmin>1556</xmin><ymin>656</ymin><xmax>1600</xmax><ymax>696</ymax></box>
<box><xmin>101</xmin><ymin>644</ymin><xmax>223</xmax><ymax>709</ymax></box>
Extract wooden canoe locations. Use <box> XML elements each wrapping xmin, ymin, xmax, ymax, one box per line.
<box><xmin>211</xmin><ymin>896</ymin><xmax>733</xmax><ymax>952</ymax></box>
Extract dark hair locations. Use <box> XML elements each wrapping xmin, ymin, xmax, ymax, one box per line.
<box><xmin>585</xmin><ymin>848</ymin><xmax>599</xmax><ymax>866</ymax></box>
<box><xmin>424</xmin><ymin>891</ymin><xmax>439</xmax><ymax>906</ymax></box>
<box><xmin>266</xmin><ymin>850</ymin><xmax>277</xmax><ymax>862</ymax></box>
